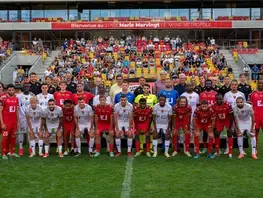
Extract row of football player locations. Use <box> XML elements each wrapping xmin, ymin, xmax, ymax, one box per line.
<box><xmin>0</xmin><ymin>82</ymin><xmax>260</xmax><ymax>160</ymax></box>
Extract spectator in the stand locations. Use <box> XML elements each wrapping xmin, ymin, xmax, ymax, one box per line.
<box><xmin>252</xmin><ymin>64</ymin><xmax>259</xmax><ymax>80</ymax></box>
<box><xmin>153</xmin><ymin>70</ymin><xmax>167</xmax><ymax>95</ymax></box>
<box><xmin>134</xmin><ymin>76</ymin><xmax>146</xmax><ymax>98</ymax></box>
<box><xmin>93</xmin><ymin>77</ymin><xmax>103</xmax><ymax>95</ymax></box>
<box><xmin>17</xmin><ymin>65</ymin><xmax>25</xmax><ymax>83</ymax></box>
<box><xmin>109</xmin><ymin>74</ymin><xmax>123</xmax><ymax>101</ymax></box>
<box><xmin>114</xmin><ymin>80</ymin><xmax>134</xmax><ymax>104</ymax></box>
<box><xmin>174</xmin><ymin>73</ymin><xmax>186</xmax><ymax>96</ymax></box>
<box><xmin>238</xmin><ymin>73</ymin><xmax>252</xmax><ymax>100</ymax></box>
<box><xmin>12</xmin><ymin>68</ymin><xmax>17</xmax><ymax>85</ymax></box>
<box><xmin>219</xmin><ymin>75</ymin><xmax>231</xmax><ymax>96</ymax></box>
<box><xmin>210</xmin><ymin>37</ymin><xmax>215</xmax><ymax>45</ymax></box>
<box><xmin>49</xmin><ymin>76</ymin><xmax>60</xmax><ymax>94</ymax></box>
<box><xmin>65</xmin><ymin>72</ymin><xmax>77</xmax><ymax>93</ymax></box>
<box><xmin>44</xmin><ymin>67</ymin><xmax>52</xmax><ymax>77</ymax></box>
<box><xmin>24</xmin><ymin>72</ymin><xmax>41</xmax><ymax>95</ymax></box>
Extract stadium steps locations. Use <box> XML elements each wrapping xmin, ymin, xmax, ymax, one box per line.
<box><xmin>220</xmin><ymin>49</ymin><xmax>241</xmax><ymax>78</ymax></box>
<box><xmin>35</xmin><ymin>50</ymin><xmax>60</xmax><ymax>80</ymax></box>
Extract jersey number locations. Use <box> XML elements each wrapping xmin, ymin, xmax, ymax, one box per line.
<box><xmin>9</xmin><ymin>106</ymin><xmax>16</xmax><ymax>112</ymax></box>
<box><xmin>257</xmin><ymin>100</ymin><xmax>263</xmax><ymax>107</ymax></box>
<box><xmin>100</xmin><ymin>115</ymin><xmax>108</xmax><ymax>120</ymax></box>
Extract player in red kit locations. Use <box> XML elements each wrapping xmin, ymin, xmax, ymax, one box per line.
<box><xmin>199</xmin><ymin>79</ymin><xmax>217</xmax><ymax>154</ymax></box>
<box><xmin>193</xmin><ymin>100</ymin><xmax>215</xmax><ymax>159</ymax></box>
<box><xmin>94</xmin><ymin>95</ymin><xmax>114</xmax><ymax>157</ymax></box>
<box><xmin>249</xmin><ymin>80</ymin><xmax>263</xmax><ymax>150</ymax></box>
<box><xmin>173</xmin><ymin>96</ymin><xmax>192</xmax><ymax>157</ymax></box>
<box><xmin>73</xmin><ymin>82</ymin><xmax>94</xmax><ymax>105</ymax></box>
<box><xmin>62</xmin><ymin>100</ymin><xmax>75</xmax><ymax>156</ymax></box>
<box><xmin>0</xmin><ymin>84</ymin><xmax>19</xmax><ymax>159</ymax></box>
<box><xmin>212</xmin><ymin>93</ymin><xmax>234</xmax><ymax>158</ymax></box>
<box><xmin>54</xmin><ymin>81</ymin><xmax>73</xmax><ymax>107</ymax></box>
<box><xmin>134</xmin><ymin>98</ymin><xmax>153</xmax><ymax>157</ymax></box>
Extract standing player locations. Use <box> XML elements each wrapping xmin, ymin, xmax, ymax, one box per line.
<box><xmin>233</xmin><ymin>97</ymin><xmax>257</xmax><ymax>159</ymax></box>
<box><xmin>249</xmin><ymin>80</ymin><xmax>263</xmax><ymax>149</ymax></box>
<box><xmin>193</xmin><ymin>100</ymin><xmax>215</xmax><ymax>159</ymax></box>
<box><xmin>93</xmin><ymin>84</ymin><xmax>112</xmax><ymax>106</ymax></box>
<box><xmin>114</xmin><ymin>95</ymin><xmax>133</xmax><ymax>156</ymax></box>
<box><xmin>54</xmin><ymin>81</ymin><xmax>73</xmax><ymax>107</ymax></box>
<box><xmin>199</xmin><ymin>79</ymin><xmax>217</xmax><ymax>154</ymax></box>
<box><xmin>94</xmin><ymin>95</ymin><xmax>114</xmax><ymax>157</ymax></box>
<box><xmin>41</xmin><ymin>99</ymin><xmax>63</xmax><ymax>158</ymax></box>
<box><xmin>133</xmin><ymin>98</ymin><xmax>153</xmax><ymax>157</ymax></box>
<box><xmin>158</xmin><ymin>78</ymin><xmax>179</xmax><ymax>107</ymax></box>
<box><xmin>152</xmin><ymin>95</ymin><xmax>173</xmax><ymax>158</ymax></box>
<box><xmin>0</xmin><ymin>84</ymin><xmax>19</xmax><ymax>159</ymax></box>
<box><xmin>37</xmin><ymin>83</ymin><xmax>54</xmax><ymax>109</ymax></box>
<box><xmin>114</xmin><ymin>80</ymin><xmax>135</xmax><ymax>104</ymax></box>
<box><xmin>17</xmin><ymin>88</ymin><xmax>34</xmax><ymax>156</ymax></box>
<box><xmin>62</xmin><ymin>100</ymin><xmax>75</xmax><ymax>156</ymax></box>
<box><xmin>25</xmin><ymin>97</ymin><xmax>44</xmax><ymax>157</ymax></box>
<box><xmin>74</xmin><ymin>97</ymin><xmax>94</xmax><ymax>157</ymax></box>
<box><xmin>73</xmin><ymin>82</ymin><xmax>94</xmax><ymax>105</ymax></box>
<box><xmin>173</xmin><ymin>96</ymin><xmax>192</xmax><ymax>157</ymax></box>
<box><xmin>213</xmin><ymin>94</ymin><xmax>234</xmax><ymax>158</ymax></box>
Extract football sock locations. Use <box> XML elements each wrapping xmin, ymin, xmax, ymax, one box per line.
<box><xmin>30</xmin><ymin>140</ymin><xmax>35</xmax><ymax>154</ymax></box>
<box><xmin>44</xmin><ymin>144</ymin><xmax>49</xmax><ymax>154</ymax></box>
<box><xmin>153</xmin><ymin>139</ymin><xmax>158</xmax><ymax>153</ymax></box>
<box><xmin>115</xmin><ymin>138</ymin><xmax>121</xmax><ymax>152</ymax></box>
<box><xmin>105</xmin><ymin>135</ymin><xmax>110</xmax><ymax>151</ymax></box>
<box><xmin>215</xmin><ymin>137</ymin><xmax>220</xmax><ymax>154</ymax></box>
<box><xmin>89</xmin><ymin>138</ymin><xmax>95</xmax><ymax>152</ymax></box>
<box><xmin>146</xmin><ymin>142</ymin><xmax>150</xmax><ymax>152</ymax></box>
<box><xmin>251</xmin><ymin>137</ymin><xmax>256</xmax><ymax>155</ymax></box>
<box><xmin>184</xmin><ymin>133</ymin><xmax>190</xmax><ymax>152</ymax></box>
<box><xmin>139</xmin><ymin>135</ymin><xmax>144</xmax><ymax>150</ymax></box>
<box><xmin>75</xmin><ymin>138</ymin><xmax>81</xmax><ymax>153</ymax></box>
<box><xmin>238</xmin><ymin>136</ymin><xmax>244</xmax><ymax>154</ymax></box>
<box><xmin>255</xmin><ymin>131</ymin><xmax>259</xmax><ymax>149</ymax></box>
<box><xmin>58</xmin><ymin>145</ymin><xmax>62</xmax><ymax>153</ymax></box>
<box><xmin>208</xmin><ymin>137</ymin><xmax>213</xmax><ymax>154</ymax></box>
<box><xmin>96</xmin><ymin>144</ymin><xmax>101</xmax><ymax>152</ymax></box>
<box><xmin>1</xmin><ymin>132</ymin><xmax>8</xmax><ymax>155</ymax></box>
<box><xmin>165</xmin><ymin>140</ymin><xmax>170</xmax><ymax>153</ymax></box>
<box><xmin>194</xmin><ymin>136</ymin><xmax>200</xmax><ymax>154</ymax></box>
<box><xmin>38</xmin><ymin>140</ymin><xmax>43</xmax><ymax>153</ymax></box>
<box><xmin>172</xmin><ymin>135</ymin><xmax>177</xmax><ymax>152</ymax></box>
<box><xmin>150</xmin><ymin>135</ymin><xmax>153</xmax><ymax>150</ymax></box>
<box><xmin>228</xmin><ymin>137</ymin><xmax>233</xmax><ymax>154</ymax></box>
<box><xmin>136</xmin><ymin>141</ymin><xmax>140</xmax><ymax>152</ymax></box>
<box><xmin>109</xmin><ymin>143</ymin><xmax>114</xmax><ymax>152</ymax></box>
<box><xmin>127</xmin><ymin>138</ymin><xmax>132</xmax><ymax>152</ymax></box>
<box><xmin>19</xmin><ymin>133</ymin><xmax>24</xmax><ymax>149</ymax></box>
<box><xmin>11</xmin><ymin>136</ymin><xmax>16</xmax><ymax>154</ymax></box>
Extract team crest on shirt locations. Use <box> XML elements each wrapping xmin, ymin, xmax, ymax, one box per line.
<box><xmin>44</xmin><ymin>96</ymin><xmax>47</xmax><ymax>99</ymax></box>
<box><xmin>25</xmin><ymin>97</ymin><xmax>28</xmax><ymax>100</ymax></box>
<box><xmin>189</xmin><ymin>96</ymin><xmax>192</xmax><ymax>99</ymax></box>
<box><xmin>33</xmin><ymin>112</ymin><xmax>36</xmax><ymax>115</ymax></box>
<box><xmin>241</xmin><ymin>110</ymin><xmax>244</xmax><ymax>113</ymax></box>
<box><xmin>161</xmin><ymin>109</ymin><xmax>164</xmax><ymax>113</ymax></box>
<box><xmin>233</xmin><ymin>96</ymin><xmax>236</xmax><ymax>99</ymax></box>
<box><xmin>123</xmin><ymin>109</ymin><xmax>126</xmax><ymax>112</ymax></box>
<box><xmin>51</xmin><ymin>113</ymin><xmax>54</xmax><ymax>117</ymax></box>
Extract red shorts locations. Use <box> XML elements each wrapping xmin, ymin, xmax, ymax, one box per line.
<box><xmin>5</xmin><ymin>123</ymin><xmax>17</xmax><ymax>136</ymax></box>
<box><xmin>97</xmin><ymin>124</ymin><xmax>111</xmax><ymax>135</ymax></box>
<box><xmin>255</xmin><ymin>116</ymin><xmax>263</xmax><ymax>130</ymax></box>
<box><xmin>196</xmin><ymin>123</ymin><xmax>212</xmax><ymax>132</ymax></box>
<box><xmin>136</xmin><ymin>124</ymin><xmax>149</xmax><ymax>133</ymax></box>
<box><xmin>215</xmin><ymin>121</ymin><xmax>230</xmax><ymax>132</ymax></box>
<box><xmin>63</xmin><ymin>122</ymin><xmax>75</xmax><ymax>136</ymax></box>
<box><xmin>175</xmin><ymin>120</ymin><xmax>189</xmax><ymax>131</ymax></box>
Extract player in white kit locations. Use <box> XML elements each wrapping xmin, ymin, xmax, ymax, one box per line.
<box><xmin>25</xmin><ymin>97</ymin><xmax>44</xmax><ymax>158</ymax></box>
<box><xmin>17</xmin><ymin>88</ymin><xmax>34</xmax><ymax>156</ymax></box>
<box><xmin>233</xmin><ymin>97</ymin><xmax>257</xmax><ymax>160</ymax></box>
<box><xmin>114</xmin><ymin>95</ymin><xmax>133</xmax><ymax>156</ymax></box>
<box><xmin>93</xmin><ymin>84</ymin><xmax>112</xmax><ymax>106</ymax></box>
<box><xmin>37</xmin><ymin>83</ymin><xmax>54</xmax><ymax>108</ymax></box>
<box><xmin>152</xmin><ymin>95</ymin><xmax>173</xmax><ymax>158</ymax></box>
<box><xmin>74</xmin><ymin>97</ymin><xmax>94</xmax><ymax>157</ymax></box>
<box><xmin>41</xmin><ymin>99</ymin><xmax>63</xmax><ymax>158</ymax></box>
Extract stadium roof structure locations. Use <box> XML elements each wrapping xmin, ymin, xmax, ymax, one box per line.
<box><xmin>0</xmin><ymin>0</ymin><xmax>262</xmax><ymax>9</ymax></box>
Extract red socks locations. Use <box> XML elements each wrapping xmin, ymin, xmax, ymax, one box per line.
<box><xmin>146</xmin><ymin>143</ymin><xmax>150</xmax><ymax>152</ymax></box>
<box><xmin>1</xmin><ymin>131</ymin><xmax>8</xmax><ymax>155</ymax></box>
<box><xmin>109</xmin><ymin>143</ymin><xmax>114</xmax><ymax>152</ymax></box>
<box><xmin>215</xmin><ymin>137</ymin><xmax>220</xmax><ymax>154</ymax></box>
<box><xmin>194</xmin><ymin>136</ymin><xmax>200</xmax><ymax>154</ymax></box>
<box><xmin>228</xmin><ymin>137</ymin><xmax>233</xmax><ymax>154</ymax></box>
<box><xmin>96</xmin><ymin>144</ymin><xmax>101</xmax><ymax>152</ymax></box>
<box><xmin>208</xmin><ymin>137</ymin><xmax>214</xmax><ymax>154</ymax></box>
<box><xmin>136</xmin><ymin>141</ymin><xmax>140</xmax><ymax>152</ymax></box>
<box><xmin>184</xmin><ymin>133</ymin><xmax>190</xmax><ymax>152</ymax></box>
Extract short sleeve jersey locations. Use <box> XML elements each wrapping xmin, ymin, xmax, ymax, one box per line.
<box><xmin>94</xmin><ymin>104</ymin><xmax>113</xmax><ymax>125</ymax></box>
<box><xmin>54</xmin><ymin>91</ymin><xmax>73</xmax><ymax>107</ymax></box>
<box><xmin>2</xmin><ymin>96</ymin><xmax>19</xmax><ymax>124</ymax></box>
<box><xmin>153</xmin><ymin>103</ymin><xmax>173</xmax><ymax>127</ymax></box>
<box><xmin>114</xmin><ymin>102</ymin><xmax>133</xmax><ymax>123</ymax></box>
<box><xmin>212</xmin><ymin>102</ymin><xmax>233</xmax><ymax>121</ymax></box>
<box><xmin>193</xmin><ymin>106</ymin><xmax>215</xmax><ymax>125</ymax></box>
<box><xmin>173</xmin><ymin>104</ymin><xmax>192</xmax><ymax>122</ymax></box>
<box><xmin>74</xmin><ymin>104</ymin><xmax>93</xmax><ymax>127</ymax></box>
<box><xmin>233</xmin><ymin>103</ymin><xmax>253</xmax><ymax>122</ymax></box>
<box><xmin>25</xmin><ymin>104</ymin><xmax>43</xmax><ymax>127</ymax></box>
<box><xmin>37</xmin><ymin>93</ymin><xmax>54</xmax><ymax>108</ymax></box>
<box><xmin>42</xmin><ymin>106</ymin><xmax>63</xmax><ymax>129</ymax></box>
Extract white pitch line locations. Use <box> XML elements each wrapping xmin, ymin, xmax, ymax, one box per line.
<box><xmin>120</xmin><ymin>157</ymin><xmax>134</xmax><ymax>198</ymax></box>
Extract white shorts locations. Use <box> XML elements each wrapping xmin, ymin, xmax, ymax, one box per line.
<box><xmin>19</xmin><ymin>118</ymin><xmax>28</xmax><ymax>133</ymax></box>
<box><xmin>31</xmin><ymin>126</ymin><xmax>41</xmax><ymax>133</ymax></box>
<box><xmin>156</xmin><ymin>125</ymin><xmax>169</xmax><ymax>134</ymax></box>
<box><xmin>79</xmin><ymin>125</ymin><xmax>90</xmax><ymax>134</ymax></box>
<box><xmin>118</xmin><ymin>122</ymin><xmax>130</xmax><ymax>132</ymax></box>
<box><xmin>238</xmin><ymin>121</ymin><xmax>252</xmax><ymax>135</ymax></box>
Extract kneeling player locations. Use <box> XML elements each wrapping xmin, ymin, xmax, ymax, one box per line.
<box><xmin>153</xmin><ymin>95</ymin><xmax>172</xmax><ymax>158</ymax></box>
<box><xmin>233</xmin><ymin>97</ymin><xmax>257</xmax><ymax>159</ymax></box>
<box><xmin>134</xmin><ymin>98</ymin><xmax>153</xmax><ymax>157</ymax></box>
<box><xmin>193</xmin><ymin>100</ymin><xmax>215</xmax><ymax>159</ymax></box>
<box><xmin>41</xmin><ymin>99</ymin><xmax>63</xmax><ymax>158</ymax></box>
<box><xmin>114</xmin><ymin>95</ymin><xmax>133</xmax><ymax>156</ymax></box>
<box><xmin>94</xmin><ymin>95</ymin><xmax>114</xmax><ymax>157</ymax></box>
<box><xmin>173</xmin><ymin>96</ymin><xmax>192</xmax><ymax>157</ymax></box>
<box><xmin>74</xmin><ymin>97</ymin><xmax>94</xmax><ymax>157</ymax></box>
<box><xmin>25</xmin><ymin>97</ymin><xmax>44</xmax><ymax>157</ymax></box>
<box><xmin>62</xmin><ymin>100</ymin><xmax>75</xmax><ymax>156</ymax></box>
<box><xmin>213</xmin><ymin>94</ymin><xmax>234</xmax><ymax>158</ymax></box>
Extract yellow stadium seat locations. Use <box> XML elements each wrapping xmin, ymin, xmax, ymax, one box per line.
<box><xmin>89</xmin><ymin>52</ymin><xmax>94</xmax><ymax>59</ymax></box>
<box><xmin>243</xmin><ymin>42</ymin><xmax>248</xmax><ymax>48</ymax></box>
<box><xmin>101</xmin><ymin>74</ymin><xmax>107</xmax><ymax>81</ymax></box>
<box><xmin>130</xmin><ymin>62</ymin><xmax>135</xmax><ymax>69</ymax></box>
<box><xmin>105</xmin><ymin>81</ymin><xmax>112</xmax><ymax>87</ymax></box>
<box><xmin>123</xmin><ymin>74</ymin><xmax>128</xmax><ymax>79</ymax></box>
<box><xmin>129</xmin><ymin>74</ymin><xmax>135</xmax><ymax>78</ymax></box>
<box><xmin>125</xmin><ymin>56</ymin><xmax>129</xmax><ymax>61</ymax></box>
<box><xmin>136</xmin><ymin>68</ymin><xmax>142</xmax><ymax>78</ymax></box>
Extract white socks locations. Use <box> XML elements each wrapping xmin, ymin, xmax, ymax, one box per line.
<box><xmin>75</xmin><ymin>138</ymin><xmax>81</xmax><ymax>153</ymax></box>
<box><xmin>238</xmin><ymin>136</ymin><xmax>244</xmax><ymax>154</ymax></box>
<box><xmin>89</xmin><ymin>138</ymin><xmax>95</xmax><ymax>152</ymax></box>
<box><xmin>30</xmin><ymin>140</ymin><xmax>35</xmax><ymax>154</ymax></box>
<box><xmin>45</xmin><ymin>145</ymin><xmax>49</xmax><ymax>154</ymax></box>
<box><xmin>58</xmin><ymin>145</ymin><xmax>62</xmax><ymax>153</ymax></box>
<box><xmin>19</xmin><ymin>134</ymin><xmax>24</xmax><ymax>149</ymax></box>
<box><xmin>251</xmin><ymin>137</ymin><xmax>256</xmax><ymax>155</ymax></box>
<box><xmin>115</xmin><ymin>138</ymin><xmax>121</xmax><ymax>152</ymax></box>
<box><xmin>153</xmin><ymin>140</ymin><xmax>158</xmax><ymax>153</ymax></box>
<box><xmin>165</xmin><ymin>140</ymin><xmax>170</xmax><ymax>153</ymax></box>
<box><xmin>38</xmin><ymin>140</ymin><xmax>43</xmax><ymax>153</ymax></box>
<box><xmin>127</xmin><ymin>138</ymin><xmax>132</xmax><ymax>152</ymax></box>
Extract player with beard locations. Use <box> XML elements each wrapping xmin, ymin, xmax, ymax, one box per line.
<box><xmin>73</xmin><ymin>82</ymin><xmax>94</xmax><ymax>105</ymax></box>
<box><xmin>248</xmin><ymin>80</ymin><xmax>263</xmax><ymax>150</ymax></box>
<box><xmin>212</xmin><ymin>94</ymin><xmax>234</xmax><ymax>158</ymax></box>
<box><xmin>233</xmin><ymin>97</ymin><xmax>257</xmax><ymax>159</ymax></box>
<box><xmin>199</xmin><ymin>80</ymin><xmax>217</xmax><ymax>154</ymax></box>
<box><xmin>158</xmin><ymin>78</ymin><xmax>179</xmax><ymax>107</ymax></box>
<box><xmin>152</xmin><ymin>95</ymin><xmax>173</xmax><ymax>158</ymax></box>
<box><xmin>193</xmin><ymin>100</ymin><xmax>215</xmax><ymax>159</ymax></box>
<box><xmin>0</xmin><ymin>84</ymin><xmax>19</xmax><ymax>159</ymax></box>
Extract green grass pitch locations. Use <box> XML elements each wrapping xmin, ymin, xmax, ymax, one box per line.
<box><xmin>0</xmin><ymin>136</ymin><xmax>263</xmax><ymax>198</ymax></box>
